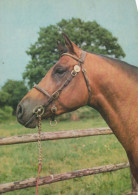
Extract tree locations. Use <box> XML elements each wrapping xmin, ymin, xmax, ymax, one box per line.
<box><xmin>0</xmin><ymin>91</ymin><xmax>10</xmax><ymax>107</ymax></box>
<box><xmin>2</xmin><ymin>80</ymin><xmax>28</xmax><ymax>113</ymax></box>
<box><xmin>0</xmin><ymin>106</ymin><xmax>13</xmax><ymax>122</ymax></box>
<box><xmin>0</xmin><ymin>89</ymin><xmax>13</xmax><ymax>121</ymax></box>
<box><xmin>23</xmin><ymin>18</ymin><xmax>125</xmax><ymax>88</ymax></box>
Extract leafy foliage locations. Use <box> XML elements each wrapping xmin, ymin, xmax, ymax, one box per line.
<box><xmin>23</xmin><ymin>18</ymin><xmax>125</xmax><ymax>88</ymax></box>
<box><xmin>1</xmin><ymin>80</ymin><xmax>28</xmax><ymax>113</ymax></box>
<box><xmin>0</xmin><ymin>106</ymin><xmax>13</xmax><ymax>122</ymax></box>
<box><xmin>0</xmin><ymin>91</ymin><xmax>10</xmax><ymax>107</ymax></box>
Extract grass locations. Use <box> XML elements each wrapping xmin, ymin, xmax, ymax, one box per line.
<box><xmin>0</xmin><ymin>117</ymin><xmax>131</xmax><ymax>195</ymax></box>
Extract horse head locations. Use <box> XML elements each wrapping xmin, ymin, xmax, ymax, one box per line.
<box><xmin>16</xmin><ymin>34</ymin><xmax>91</xmax><ymax>128</ymax></box>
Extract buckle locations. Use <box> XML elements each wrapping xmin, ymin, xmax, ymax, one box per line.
<box><xmin>51</xmin><ymin>106</ymin><xmax>57</xmax><ymax>113</ymax></box>
<box><xmin>71</xmin><ymin>70</ymin><xmax>77</xmax><ymax>77</ymax></box>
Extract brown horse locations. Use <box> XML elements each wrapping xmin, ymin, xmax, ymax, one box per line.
<box><xmin>16</xmin><ymin>34</ymin><xmax>138</xmax><ymax>191</ymax></box>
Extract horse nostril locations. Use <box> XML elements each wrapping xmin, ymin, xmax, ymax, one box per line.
<box><xmin>16</xmin><ymin>104</ymin><xmax>24</xmax><ymax>119</ymax></box>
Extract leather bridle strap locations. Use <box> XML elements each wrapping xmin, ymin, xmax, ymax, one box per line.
<box><xmin>62</xmin><ymin>51</ymin><xmax>92</xmax><ymax>104</ymax></box>
<box><xmin>34</xmin><ymin>84</ymin><xmax>51</xmax><ymax>98</ymax></box>
<box><xmin>82</xmin><ymin>68</ymin><xmax>92</xmax><ymax>104</ymax></box>
<box><xmin>61</xmin><ymin>53</ymin><xmax>84</xmax><ymax>63</ymax></box>
<box><xmin>33</xmin><ymin>51</ymin><xmax>91</xmax><ymax>117</ymax></box>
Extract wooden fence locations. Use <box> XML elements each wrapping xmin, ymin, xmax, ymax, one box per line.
<box><xmin>0</xmin><ymin>127</ymin><xmax>130</xmax><ymax>194</ymax></box>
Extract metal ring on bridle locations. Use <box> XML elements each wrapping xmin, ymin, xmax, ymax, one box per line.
<box><xmin>33</xmin><ymin>105</ymin><xmax>45</xmax><ymax>117</ymax></box>
<box><xmin>51</xmin><ymin>106</ymin><xmax>57</xmax><ymax>113</ymax></box>
<box><xmin>50</xmin><ymin>120</ymin><xmax>57</xmax><ymax>126</ymax></box>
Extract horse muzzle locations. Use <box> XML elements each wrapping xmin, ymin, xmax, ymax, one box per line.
<box><xmin>16</xmin><ymin>101</ymin><xmax>37</xmax><ymax>128</ymax></box>
<box><xmin>16</xmin><ymin>98</ymin><xmax>56</xmax><ymax>128</ymax></box>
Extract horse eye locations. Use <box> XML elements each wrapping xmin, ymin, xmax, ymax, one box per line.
<box><xmin>55</xmin><ymin>68</ymin><xmax>66</xmax><ymax>75</ymax></box>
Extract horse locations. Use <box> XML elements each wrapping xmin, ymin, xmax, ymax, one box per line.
<box><xmin>16</xmin><ymin>33</ymin><xmax>138</xmax><ymax>192</ymax></box>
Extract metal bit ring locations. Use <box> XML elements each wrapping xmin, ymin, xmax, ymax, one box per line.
<box><xmin>33</xmin><ymin>105</ymin><xmax>45</xmax><ymax>117</ymax></box>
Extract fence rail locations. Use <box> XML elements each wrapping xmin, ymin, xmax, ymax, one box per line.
<box><xmin>0</xmin><ymin>127</ymin><xmax>131</xmax><ymax>194</ymax></box>
<box><xmin>0</xmin><ymin>127</ymin><xmax>112</xmax><ymax>145</ymax></box>
<box><xmin>0</xmin><ymin>162</ymin><xmax>129</xmax><ymax>194</ymax></box>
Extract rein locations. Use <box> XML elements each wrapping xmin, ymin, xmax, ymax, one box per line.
<box><xmin>36</xmin><ymin>115</ymin><xmax>42</xmax><ymax>195</ymax></box>
<box><xmin>33</xmin><ymin>51</ymin><xmax>92</xmax><ymax>194</ymax></box>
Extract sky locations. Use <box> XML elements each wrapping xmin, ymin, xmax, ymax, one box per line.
<box><xmin>0</xmin><ymin>0</ymin><xmax>138</xmax><ymax>87</ymax></box>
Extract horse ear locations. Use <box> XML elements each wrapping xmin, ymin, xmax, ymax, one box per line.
<box><xmin>62</xmin><ymin>33</ymin><xmax>81</xmax><ymax>56</ymax></box>
<box><xmin>62</xmin><ymin>33</ymin><xmax>74</xmax><ymax>54</ymax></box>
<box><xmin>57</xmin><ymin>41</ymin><xmax>67</xmax><ymax>55</ymax></box>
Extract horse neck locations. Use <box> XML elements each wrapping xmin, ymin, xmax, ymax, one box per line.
<box><xmin>86</xmin><ymin>53</ymin><xmax>138</xmax><ymax>148</ymax></box>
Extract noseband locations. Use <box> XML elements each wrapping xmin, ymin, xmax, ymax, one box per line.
<box><xmin>31</xmin><ymin>51</ymin><xmax>91</xmax><ymax>122</ymax></box>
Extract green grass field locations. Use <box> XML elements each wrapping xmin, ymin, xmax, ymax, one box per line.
<box><xmin>0</xmin><ymin>117</ymin><xmax>131</xmax><ymax>195</ymax></box>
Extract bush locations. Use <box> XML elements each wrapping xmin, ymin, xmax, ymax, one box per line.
<box><xmin>0</xmin><ymin>106</ymin><xmax>13</xmax><ymax>122</ymax></box>
<box><xmin>57</xmin><ymin>106</ymin><xmax>101</xmax><ymax>121</ymax></box>
<box><xmin>0</xmin><ymin>91</ymin><xmax>10</xmax><ymax>107</ymax></box>
<box><xmin>2</xmin><ymin>79</ymin><xmax>28</xmax><ymax>113</ymax></box>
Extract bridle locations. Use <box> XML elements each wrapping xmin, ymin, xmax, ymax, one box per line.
<box><xmin>25</xmin><ymin>50</ymin><xmax>91</xmax><ymax>126</ymax></box>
